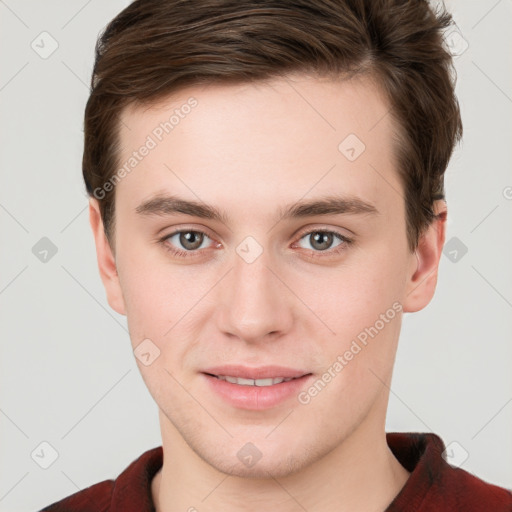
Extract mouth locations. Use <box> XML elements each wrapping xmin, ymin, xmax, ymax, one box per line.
<box><xmin>201</xmin><ymin>367</ymin><xmax>314</xmax><ymax>410</ymax></box>
<box><xmin>203</xmin><ymin>373</ymin><xmax>309</xmax><ymax>387</ymax></box>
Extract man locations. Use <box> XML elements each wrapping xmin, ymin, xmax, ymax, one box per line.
<box><xmin>41</xmin><ymin>0</ymin><xmax>512</xmax><ymax>510</ymax></box>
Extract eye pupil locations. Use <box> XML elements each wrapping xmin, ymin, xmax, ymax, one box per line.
<box><xmin>180</xmin><ymin>231</ymin><xmax>203</xmax><ymax>250</ymax></box>
<box><xmin>311</xmin><ymin>232</ymin><xmax>333</xmax><ymax>251</ymax></box>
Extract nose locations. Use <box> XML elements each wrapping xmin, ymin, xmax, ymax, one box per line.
<box><xmin>215</xmin><ymin>243</ymin><xmax>294</xmax><ymax>344</ymax></box>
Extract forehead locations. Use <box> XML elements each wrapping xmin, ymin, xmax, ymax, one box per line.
<box><xmin>115</xmin><ymin>73</ymin><xmax>400</xmax><ymax>223</ymax></box>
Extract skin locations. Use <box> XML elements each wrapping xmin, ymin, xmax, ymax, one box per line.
<box><xmin>89</xmin><ymin>72</ymin><xmax>447</xmax><ymax>512</ymax></box>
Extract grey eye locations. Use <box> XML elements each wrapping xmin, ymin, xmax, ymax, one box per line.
<box><xmin>297</xmin><ymin>231</ymin><xmax>343</xmax><ymax>252</ymax></box>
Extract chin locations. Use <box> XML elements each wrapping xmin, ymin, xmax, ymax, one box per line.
<box><xmin>190</xmin><ymin>432</ymin><xmax>326</xmax><ymax>480</ymax></box>
<box><xmin>211</xmin><ymin>451</ymin><xmax>313</xmax><ymax>480</ymax></box>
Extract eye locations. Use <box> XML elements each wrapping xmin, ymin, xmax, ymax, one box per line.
<box><xmin>294</xmin><ymin>229</ymin><xmax>353</xmax><ymax>255</ymax></box>
<box><xmin>160</xmin><ymin>229</ymin><xmax>217</xmax><ymax>258</ymax></box>
<box><xmin>159</xmin><ymin>227</ymin><xmax>353</xmax><ymax>260</ymax></box>
<box><xmin>168</xmin><ymin>230</ymin><xmax>209</xmax><ymax>250</ymax></box>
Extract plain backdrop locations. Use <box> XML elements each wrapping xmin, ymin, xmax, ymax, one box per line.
<box><xmin>1</xmin><ymin>1</ymin><xmax>511</xmax><ymax>510</ymax></box>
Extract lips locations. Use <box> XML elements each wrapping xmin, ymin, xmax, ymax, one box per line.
<box><xmin>202</xmin><ymin>370</ymin><xmax>314</xmax><ymax>410</ymax></box>
<box><xmin>202</xmin><ymin>364</ymin><xmax>310</xmax><ymax>380</ymax></box>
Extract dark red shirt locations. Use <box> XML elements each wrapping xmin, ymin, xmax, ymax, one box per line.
<box><xmin>40</xmin><ymin>432</ymin><xmax>512</xmax><ymax>511</ymax></box>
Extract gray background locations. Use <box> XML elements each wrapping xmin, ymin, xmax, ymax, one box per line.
<box><xmin>1</xmin><ymin>1</ymin><xmax>511</xmax><ymax>510</ymax></box>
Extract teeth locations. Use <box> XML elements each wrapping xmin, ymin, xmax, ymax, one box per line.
<box><xmin>216</xmin><ymin>375</ymin><xmax>295</xmax><ymax>386</ymax></box>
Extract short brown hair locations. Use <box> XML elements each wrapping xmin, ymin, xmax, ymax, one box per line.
<box><xmin>83</xmin><ymin>0</ymin><xmax>462</xmax><ymax>252</ymax></box>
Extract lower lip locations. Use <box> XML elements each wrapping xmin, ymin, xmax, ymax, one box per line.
<box><xmin>202</xmin><ymin>373</ymin><xmax>313</xmax><ymax>410</ymax></box>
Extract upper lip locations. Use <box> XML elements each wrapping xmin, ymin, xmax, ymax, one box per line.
<box><xmin>202</xmin><ymin>365</ymin><xmax>311</xmax><ymax>380</ymax></box>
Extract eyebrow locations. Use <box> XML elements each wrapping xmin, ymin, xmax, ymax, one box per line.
<box><xmin>135</xmin><ymin>193</ymin><xmax>379</xmax><ymax>224</ymax></box>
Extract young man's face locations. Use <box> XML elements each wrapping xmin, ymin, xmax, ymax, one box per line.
<box><xmin>91</xmin><ymin>73</ymin><xmax>444</xmax><ymax>478</ymax></box>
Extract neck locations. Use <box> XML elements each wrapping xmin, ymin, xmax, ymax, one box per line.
<box><xmin>151</xmin><ymin>404</ymin><xmax>410</xmax><ymax>512</ymax></box>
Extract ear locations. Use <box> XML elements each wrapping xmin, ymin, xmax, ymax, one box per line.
<box><xmin>402</xmin><ymin>200</ymin><xmax>447</xmax><ymax>313</ymax></box>
<box><xmin>88</xmin><ymin>198</ymin><xmax>126</xmax><ymax>316</ymax></box>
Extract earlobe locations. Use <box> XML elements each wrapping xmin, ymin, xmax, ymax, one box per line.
<box><xmin>88</xmin><ymin>198</ymin><xmax>126</xmax><ymax>316</ymax></box>
<box><xmin>402</xmin><ymin>201</ymin><xmax>447</xmax><ymax>313</ymax></box>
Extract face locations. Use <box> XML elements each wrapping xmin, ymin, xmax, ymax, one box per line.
<box><xmin>90</xmin><ymin>73</ymin><xmax>443</xmax><ymax>478</ymax></box>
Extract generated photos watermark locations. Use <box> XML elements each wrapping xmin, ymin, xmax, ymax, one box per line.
<box><xmin>93</xmin><ymin>96</ymin><xmax>198</xmax><ymax>200</ymax></box>
<box><xmin>298</xmin><ymin>301</ymin><xmax>403</xmax><ymax>405</ymax></box>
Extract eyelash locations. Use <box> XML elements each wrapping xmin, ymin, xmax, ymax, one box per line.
<box><xmin>158</xmin><ymin>227</ymin><xmax>354</xmax><ymax>260</ymax></box>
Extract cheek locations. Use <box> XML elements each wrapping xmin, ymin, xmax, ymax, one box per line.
<box><xmin>122</xmin><ymin>275</ymin><xmax>169</xmax><ymax>340</ymax></box>
<box><xmin>290</xmin><ymin>242</ymin><xmax>407</xmax><ymax>403</ymax></box>
<box><xmin>117</xmin><ymin>256</ymin><xmax>195</xmax><ymax>405</ymax></box>
<box><xmin>115</xmin><ymin>244</ymin><xmax>179</xmax><ymax>346</ymax></box>
<box><xmin>297</xmin><ymin>247</ymin><xmax>407</xmax><ymax>335</ymax></box>
<box><xmin>294</xmin><ymin>262</ymin><xmax>404</xmax><ymax>423</ymax></box>
<box><xmin>116</xmin><ymin>247</ymin><xmax>209</xmax><ymax>378</ymax></box>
